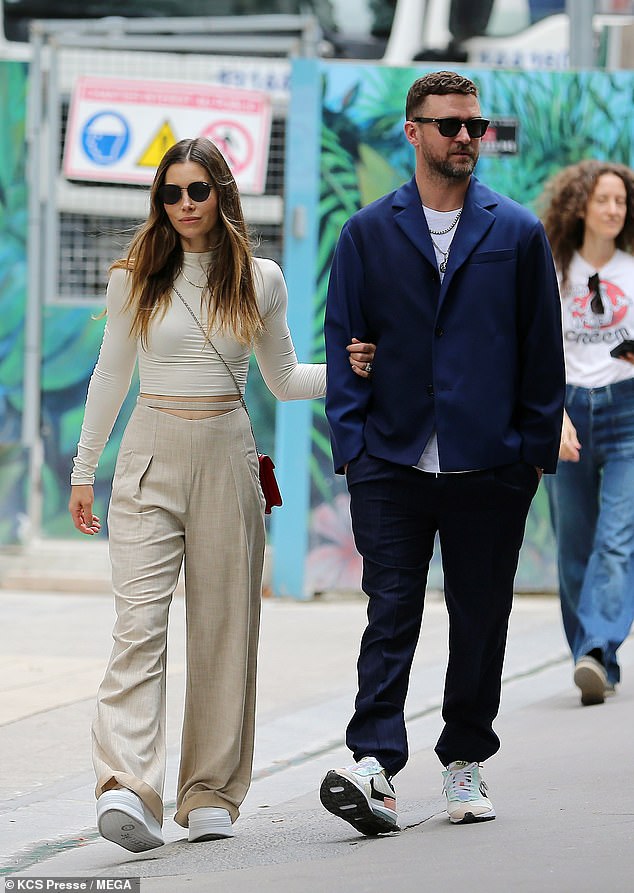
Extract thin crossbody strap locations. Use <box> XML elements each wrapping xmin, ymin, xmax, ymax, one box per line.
<box><xmin>173</xmin><ymin>286</ymin><xmax>256</xmax><ymax>440</ymax></box>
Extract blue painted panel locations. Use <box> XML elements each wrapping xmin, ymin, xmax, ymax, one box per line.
<box><xmin>272</xmin><ymin>59</ymin><xmax>322</xmax><ymax>598</ymax></box>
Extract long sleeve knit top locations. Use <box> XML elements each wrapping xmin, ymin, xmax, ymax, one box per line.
<box><xmin>71</xmin><ymin>251</ymin><xmax>325</xmax><ymax>484</ymax></box>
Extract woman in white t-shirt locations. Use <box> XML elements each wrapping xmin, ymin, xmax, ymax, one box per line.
<box><xmin>68</xmin><ymin>138</ymin><xmax>375</xmax><ymax>852</ymax></box>
<box><xmin>541</xmin><ymin>160</ymin><xmax>634</xmax><ymax>707</ymax></box>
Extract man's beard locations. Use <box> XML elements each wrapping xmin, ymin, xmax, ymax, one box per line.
<box><xmin>429</xmin><ymin>152</ymin><xmax>477</xmax><ymax>181</ymax></box>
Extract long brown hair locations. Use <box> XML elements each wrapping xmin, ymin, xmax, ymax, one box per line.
<box><xmin>113</xmin><ymin>137</ymin><xmax>263</xmax><ymax>346</ymax></box>
<box><xmin>539</xmin><ymin>159</ymin><xmax>634</xmax><ymax>288</ymax></box>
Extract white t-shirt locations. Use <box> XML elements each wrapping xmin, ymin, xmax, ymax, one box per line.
<box><xmin>560</xmin><ymin>250</ymin><xmax>634</xmax><ymax>388</ymax></box>
<box><xmin>417</xmin><ymin>206</ymin><xmax>462</xmax><ymax>472</ymax></box>
<box><xmin>71</xmin><ymin>251</ymin><xmax>326</xmax><ymax>484</ymax></box>
<box><xmin>423</xmin><ymin>205</ymin><xmax>461</xmax><ymax>282</ymax></box>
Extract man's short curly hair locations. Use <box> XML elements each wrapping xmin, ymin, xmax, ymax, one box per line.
<box><xmin>405</xmin><ymin>71</ymin><xmax>479</xmax><ymax>120</ymax></box>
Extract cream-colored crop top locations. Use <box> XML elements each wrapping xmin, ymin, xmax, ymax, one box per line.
<box><xmin>71</xmin><ymin>251</ymin><xmax>326</xmax><ymax>484</ymax></box>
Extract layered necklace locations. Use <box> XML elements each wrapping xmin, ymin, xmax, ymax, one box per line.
<box><xmin>428</xmin><ymin>208</ymin><xmax>462</xmax><ymax>274</ymax></box>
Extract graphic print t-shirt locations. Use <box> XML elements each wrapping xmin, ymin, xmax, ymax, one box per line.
<box><xmin>560</xmin><ymin>250</ymin><xmax>634</xmax><ymax>388</ymax></box>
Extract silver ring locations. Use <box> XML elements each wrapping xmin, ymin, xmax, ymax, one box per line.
<box><xmin>365</xmin><ymin>362</ymin><xmax>373</xmax><ymax>373</ymax></box>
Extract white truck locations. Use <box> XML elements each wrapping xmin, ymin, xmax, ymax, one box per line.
<box><xmin>2</xmin><ymin>0</ymin><xmax>634</xmax><ymax>69</ymax></box>
<box><xmin>383</xmin><ymin>0</ymin><xmax>634</xmax><ymax>69</ymax></box>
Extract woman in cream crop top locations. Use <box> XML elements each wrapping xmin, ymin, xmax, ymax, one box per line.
<box><xmin>70</xmin><ymin>250</ymin><xmax>328</xmax><ymax>485</ymax></box>
<box><xmin>68</xmin><ymin>137</ymin><xmax>375</xmax><ymax>851</ymax></box>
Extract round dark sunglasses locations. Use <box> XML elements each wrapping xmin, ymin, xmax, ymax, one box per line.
<box><xmin>157</xmin><ymin>181</ymin><xmax>213</xmax><ymax>205</ymax></box>
<box><xmin>409</xmin><ymin>116</ymin><xmax>490</xmax><ymax>139</ymax></box>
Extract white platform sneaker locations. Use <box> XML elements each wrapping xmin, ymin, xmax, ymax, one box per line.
<box><xmin>96</xmin><ymin>789</ymin><xmax>164</xmax><ymax>852</ymax></box>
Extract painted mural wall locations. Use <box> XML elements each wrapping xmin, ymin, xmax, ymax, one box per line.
<box><xmin>0</xmin><ymin>61</ymin><xmax>28</xmax><ymax>544</ymax></box>
<box><xmin>297</xmin><ymin>61</ymin><xmax>634</xmax><ymax>594</ymax></box>
<box><xmin>0</xmin><ymin>59</ymin><xmax>111</xmax><ymax>543</ymax></box>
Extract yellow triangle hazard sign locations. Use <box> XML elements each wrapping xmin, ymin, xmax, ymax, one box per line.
<box><xmin>137</xmin><ymin>121</ymin><xmax>177</xmax><ymax>167</ymax></box>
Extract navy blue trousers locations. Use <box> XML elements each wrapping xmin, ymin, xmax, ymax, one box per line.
<box><xmin>346</xmin><ymin>451</ymin><xmax>538</xmax><ymax>775</ymax></box>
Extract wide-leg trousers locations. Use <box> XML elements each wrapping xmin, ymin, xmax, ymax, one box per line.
<box><xmin>92</xmin><ymin>400</ymin><xmax>266</xmax><ymax>827</ymax></box>
<box><xmin>345</xmin><ymin>450</ymin><xmax>538</xmax><ymax>776</ymax></box>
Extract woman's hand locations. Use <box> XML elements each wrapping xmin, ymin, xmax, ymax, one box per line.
<box><xmin>347</xmin><ymin>337</ymin><xmax>376</xmax><ymax>378</ymax></box>
<box><xmin>559</xmin><ymin>410</ymin><xmax>581</xmax><ymax>462</ymax></box>
<box><xmin>68</xmin><ymin>485</ymin><xmax>101</xmax><ymax>535</ymax></box>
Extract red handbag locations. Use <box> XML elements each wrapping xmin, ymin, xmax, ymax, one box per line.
<box><xmin>258</xmin><ymin>454</ymin><xmax>283</xmax><ymax>513</ymax></box>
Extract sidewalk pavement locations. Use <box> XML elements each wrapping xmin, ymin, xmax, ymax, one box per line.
<box><xmin>1</xmin><ymin>545</ymin><xmax>633</xmax><ymax>893</ymax></box>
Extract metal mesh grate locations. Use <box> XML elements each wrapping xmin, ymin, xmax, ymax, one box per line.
<box><xmin>56</xmin><ymin>214</ymin><xmax>284</xmax><ymax>301</ymax></box>
<box><xmin>58</xmin><ymin>214</ymin><xmax>142</xmax><ymax>301</ymax></box>
<box><xmin>252</xmin><ymin>224</ymin><xmax>283</xmax><ymax>266</ymax></box>
<box><xmin>265</xmin><ymin>115</ymin><xmax>286</xmax><ymax>196</ymax></box>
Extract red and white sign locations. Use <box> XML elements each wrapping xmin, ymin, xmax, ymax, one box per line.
<box><xmin>63</xmin><ymin>76</ymin><xmax>272</xmax><ymax>194</ymax></box>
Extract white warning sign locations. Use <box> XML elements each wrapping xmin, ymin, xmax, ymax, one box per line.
<box><xmin>63</xmin><ymin>76</ymin><xmax>272</xmax><ymax>194</ymax></box>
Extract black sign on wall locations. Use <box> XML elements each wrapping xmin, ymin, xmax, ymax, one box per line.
<box><xmin>480</xmin><ymin>118</ymin><xmax>519</xmax><ymax>156</ymax></box>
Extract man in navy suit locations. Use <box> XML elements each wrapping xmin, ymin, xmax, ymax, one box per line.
<box><xmin>320</xmin><ymin>71</ymin><xmax>564</xmax><ymax>834</ymax></box>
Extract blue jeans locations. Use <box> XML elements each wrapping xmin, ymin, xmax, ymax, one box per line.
<box><xmin>546</xmin><ymin>378</ymin><xmax>634</xmax><ymax>684</ymax></box>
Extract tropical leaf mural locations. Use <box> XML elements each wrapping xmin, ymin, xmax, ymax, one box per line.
<box><xmin>40</xmin><ymin>306</ymin><xmax>127</xmax><ymax>537</ymax></box>
<box><xmin>0</xmin><ymin>61</ymin><xmax>28</xmax><ymax>544</ymax></box>
<box><xmin>473</xmin><ymin>69</ymin><xmax>634</xmax><ymax>210</ymax></box>
<box><xmin>305</xmin><ymin>63</ymin><xmax>634</xmax><ymax>594</ymax></box>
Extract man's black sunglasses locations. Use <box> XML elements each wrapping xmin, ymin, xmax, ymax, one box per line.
<box><xmin>409</xmin><ymin>116</ymin><xmax>490</xmax><ymax>139</ymax></box>
<box><xmin>157</xmin><ymin>181</ymin><xmax>213</xmax><ymax>205</ymax></box>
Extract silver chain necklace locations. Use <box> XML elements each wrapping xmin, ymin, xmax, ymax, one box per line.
<box><xmin>430</xmin><ymin>238</ymin><xmax>451</xmax><ymax>273</ymax></box>
<box><xmin>428</xmin><ymin>208</ymin><xmax>462</xmax><ymax>236</ymax></box>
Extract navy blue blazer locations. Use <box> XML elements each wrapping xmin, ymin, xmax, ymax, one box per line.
<box><xmin>324</xmin><ymin>175</ymin><xmax>565</xmax><ymax>474</ymax></box>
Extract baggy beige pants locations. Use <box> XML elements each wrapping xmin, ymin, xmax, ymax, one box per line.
<box><xmin>92</xmin><ymin>400</ymin><xmax>266</xmax><ymax>827</ymax></box>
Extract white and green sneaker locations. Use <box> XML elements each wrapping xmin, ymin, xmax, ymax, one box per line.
<box><xmin>442</xmin><ymin>761</ymin><xmax>496</xmax><ymax>824</ymax></box>
<box><xmin>320</xmin><ymin>756</ymin><xmax>399</xmax><ymax>835</ymax></box>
